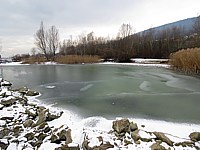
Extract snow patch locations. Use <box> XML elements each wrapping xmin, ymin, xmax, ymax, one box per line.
<box><xmin>80</xmin><ymin>84</ymin><xmax>93</xmax><ymax>91</ymax></box>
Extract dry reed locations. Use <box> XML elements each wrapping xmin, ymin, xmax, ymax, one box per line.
<box><xmin>55</xmin><ymin>55</ymin><xmax>100</xmax><ymax>64</ymax></box>
<box><xmin>170</xmin><ymin>48</ymin><xmax>200</xmax><ymax>74</ymax></box>
<box><xmin>22</xmin><ymin>56</ymin><xmax>46</xmax><ymax>64</ymax></box>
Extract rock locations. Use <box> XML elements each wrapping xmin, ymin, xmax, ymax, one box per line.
<box><xmin>26</xmin><ymin>90</ymin><xmax>39</xmax><ymax>96</ymax></box>
<box><xmin>95</xmin><ymin>142</ymin><xmax>114</xmax><ymax>149</ymax></box>
<box><xmin>46</xmin><ymin>111</ymin><xmax>63</xmax><ymax>121</ymax></box>
<box><xmin>37</xmin><ymin>122</ymin><xmax>48</xmax><ymax>130</ymax></box>
<box><xmin>153</xmin><ymin>132</ymin><xmax>173</xmax><ymax>146</ymax></box>
<box><xmin>0</xmin><ymin>104</ymin><xmax>4</xmax><ymax>110</ymax></box>
<box><xmin>129</xmin><ymin>121</ymin><xmax>138</xmax><ymax>132</ymax></box>
<box><xmin>18</xmin><ymin>87</ymin><xmax>28</xmax><ymax>94</ymax></box>
<box><xmin>25</xmin><ymin>132</ymin><xmax>35</xmax><ymax>141</ymax></box>
<box><xmin>13</xmin><ymin>125</ymin><xmax>23</xmax><ymax>136</ymax></box>
<box><xmin>66</xmin><ymin>129</ymin><xmax>73</xmax><ymax>144</ymax></box>
<box><xmin>0</xmin><ymin>128</ymin><xmax>10</xmax><ymax>139</ymax></box>
<box><xmin>44</xmin><ymin>125</ymin><xmax>51</xmax><ymax>133</ymax></box>
<box><xmin>23</xmin><ymin>119</ymin><xmax>34</xmax><ymax>128</ymax></box>
<box><xmin>1</xmin><ymin>98</ymin><xmax>17</xmax><ymax>107</ymax></box>
<box><xmin>131</xmin><ymin>130</ymin><xmax>140</xmax><ymax>143</ymax></box>
<box><xmin>82</xmin><ymin>139</ymin><xmax>91</xmax><ymax>150</ymax></box>
<box><xmin>25</xmin><ymin>109</ymin><xmax>37</xmax><ymax>118</ymax></box>
<box><xmin>1</xmin><ymin>80</ymin><xmax>12</xmax><ymax>86</ymax></box>
<box><xmin>30</xmin><ymin>140</ymin><xmax>43</xmax><ymax>148</ymax></box>
<box><xmin>140</xmin><ymin>137</ymin><xmax>152</xmax><ymax>142</ymax></box>
<box><xmin>175</xmin><ymin>141</ymin><xmax>195</xmax><ymax>148</ymax></box>
<box><xmin>34</xmin><ymin>108</ymin><xmax>48</xmax><ymax>126</ymax></box>
<box><xmin>58</xmin><ymin>129</ymin><xmax>67</xmax><ymax>141</ymax></box>
<box><xmin>189</xmin><ymin>132</ymin><xmax>200</xmax><ymax>142</ymax></box>
<box><xmin>0</xmin><ymin>116</ymin><xmax>14</xmax><ymax>121</ymax></box>
<box><xmin>141</xmin><ymin>125</ymin><xmax>145</xmax><ymax>128</ymax></box>
<box><xmin>112</xmin><ymin>119</ymin><xmax>130</xmax><ymax>134</ymax></box>
<box><xmin>50</xmin><ymin>134</ymin><xmax>60</xmax><ymax>144</ymax></box>
<box><xmin>55</xmin><ymin>144</ymin><xmax>80</xmax><ymax>150</ymax></box>
<box><xmin>0</xmin><ymin>92</ymin><xmax>6</xmax><ymax>98</ymax></box>
<box><xmin>0</xmin><ymin>139</ymin><xmax>9</xmax><ymax>150</ymax></box>
<box><xmin>150</xmin><ymin>141</ymin><xmax>167</xmax><ymax>150</ymax></box>
<box><xmin>124</xmin><ymin>139</ymin><xmax>133</xmax><ymax>146</ymax></box>
<box><xmin>37</xmin><ymin>133</ymin><xmax>48</xmax><ymax>141</ymax></box>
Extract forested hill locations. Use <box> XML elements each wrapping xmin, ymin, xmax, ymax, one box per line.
<box><xmin>139</xmin><ymin>17</ymin><xmax>196</xmax><ymax>36</ymax></box>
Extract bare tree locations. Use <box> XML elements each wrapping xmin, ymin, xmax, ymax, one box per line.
<box><xmin>193</xmin><ymin>15</ymin><xmax>200</xmax><ymax>35</ymax></box>
<box><xmin>31</xmin><ymin>47</ymin><xmax>37</xmax><ymax>56</ymax></box>
<box><xmin>35</xmin><ymin>21</ymin><xmax>48</xmax><ymax>60</ymax></box>
<box><xmin>118</xmin><ymin>23</ymin><xmax>133</xmax><ymax>39</ymax></box>
<box><xmin>46</xmin><ymin>26</ymin><xmax>59</xmax><ymax>59</ymax></box>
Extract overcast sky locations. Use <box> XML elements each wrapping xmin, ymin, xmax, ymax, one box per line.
<box><xmin>0</xmin><ymin>0</ymin><xmax>200</xmax><ymax>57</ymax></box>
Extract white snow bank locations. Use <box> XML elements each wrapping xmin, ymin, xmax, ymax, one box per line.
<box><xmin>99</xmin><ymin>62</ymin><xmax>170</xmax><ymax>68</ymax></box>
<box><xmin>0</xmin><ymin>62</ymin><xmax>29</xmax><ymax>66</ymax></box>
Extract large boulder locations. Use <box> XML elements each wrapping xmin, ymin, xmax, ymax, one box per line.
<box><xmin>153</xmin><ymin>132</ymin><xmax>173</xmax><ymax>146</ymax></box>
<box><xmin>189</xmin><ymin>132</ymin><xmax>200</xmax><ymax>142</ymax></box>
<box><xmin>112</xmin><ymin>119</ymin><xmax>130</xmax><ymax>134</ymax></box>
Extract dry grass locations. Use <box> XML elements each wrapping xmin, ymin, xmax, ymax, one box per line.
<box><xmin>170</xmin><ymin>48</ymin><xmax>200</xmax><ymax>74</ymax></box>
<box><xmin>22</xmin><ymin>56</ymin><xmax>46</xmax><ymax>64</ymax></box>
<box><xmin>22</xmin><ymin>55</ymin><xmax>100</xmax><ymax>64</ymax></box>
<box><xmin>55</xmin><ymin>55</ymin><xmax>100</xmax><ymax>64</ymax></box>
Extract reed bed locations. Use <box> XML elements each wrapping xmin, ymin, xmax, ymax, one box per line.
<box><xmin>55</xmin><ymin>55</ymin><xmax>100</xmax><ymax>64</ymax></box>
<box><xmin>170</xmin><ymin>48</ymin><xmax>200</xmax><ymax>74</ymax></box>
<box><xmin>22</xmin><ymin>56</ymin><xmax>46</xmax><ymax>64</ymax></box>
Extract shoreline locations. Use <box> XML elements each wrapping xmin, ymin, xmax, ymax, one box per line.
<box><xmin>0</xmin><ymin>79</ymin><xmax>200</xmax><ymax>150</ymax></box>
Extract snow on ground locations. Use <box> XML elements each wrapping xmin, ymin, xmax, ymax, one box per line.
<box><xmin>0</xmin><ymin>61</ymin><xmax>28</xmax><ymax>66</ymax></box>
<box><xmin>99</xmin><ymin>62</ymin><xmax>170</xmax><ymax>68</ymax></box>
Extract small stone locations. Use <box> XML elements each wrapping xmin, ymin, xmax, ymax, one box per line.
<box><xmin>50</xmin><ymin>134</ymin><xmax>60</xmax><ymax>144</ymax></box>
<box><xmin>129</xmin><ymin>121</ymin><xmax>138</xmax><ymax>131</ymax></box>
<box><xmin>23</xmin><ymin>119</ymin><xmax>34</xmax><ymax>128</ymax></box>
<box><xmin>66</xmin><ymin>129</ymin><xmax>72</xmax><ymax>144</ymax></box>
<box><xmin>25</xmin><ymin>132</ymin><xmax>35</xmax><ymax>141</ymax></box>
<box><xmin>150</xmin><ymin>141</ymin><xmax>166</xmax><ymax>150</ymax></box>
<box><xmin>37</xmin><ymin>133</ymin><xmax>48</xmax><ymax>141</ymax></box>
<box><xmin>26</xmin><ymin>90</ymin><xmax>39</xmax><ymax>96</ymax></box>
<box><xmin>131</xmin><ymin>130</ymin><xmax>140</xmax><ymax>142</ymax></box>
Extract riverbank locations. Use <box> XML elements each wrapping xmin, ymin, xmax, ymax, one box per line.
<box><xmin>0</xmin><ymin>58</ymin><xmax>170</xmax><ymax>68</ymax></box>
<box><xmin>0</xmin><ymin>79</ymin><xmax>200</xmax><ymax>150</ymax></box>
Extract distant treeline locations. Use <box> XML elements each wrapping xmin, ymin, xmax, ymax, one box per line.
<box><xmin>12</xmin><ymin>16</ymin><xmax>200</xmax><ymax>63</ymax></box>
<box><xmin>59</xmin><ymin>16</ymin><xmax>200</xmax><ymax>62</ymax></box>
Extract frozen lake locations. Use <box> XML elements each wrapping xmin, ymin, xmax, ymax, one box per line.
<box><xmin>1</xmin><ymin>64</ymin><xmax>200</xmax><ymax>123</ymax></box>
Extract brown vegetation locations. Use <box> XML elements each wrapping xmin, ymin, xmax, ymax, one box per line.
<box><xmin>170</xmin><ymin>48</ymin><xmax>200</xmax><ymax>74</ymax></box>
<box><xmin>55</xmin><ymin>55</ymin><xmax>100</xmax><ymax>64</ymax></box>
<box><xmin>22</xmin><ymin>56</ymin><xmax>46</xmax><ymax>64</ymax></box>
<box><xmin>22</xmin><ymin>55</ymin><xmax>100</xmax><ymax>64</ymax></box>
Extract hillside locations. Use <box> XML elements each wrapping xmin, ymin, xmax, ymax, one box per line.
<box><xmin>139</xmin><ymin>17</ymin><xmax>196</xmax><ymax>36</ymax></box>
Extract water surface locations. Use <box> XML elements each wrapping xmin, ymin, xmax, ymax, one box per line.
<box><xmin>1</xmin><ymin>64</ymin><xmax>200</xmax><ymax>123</ymax></box>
